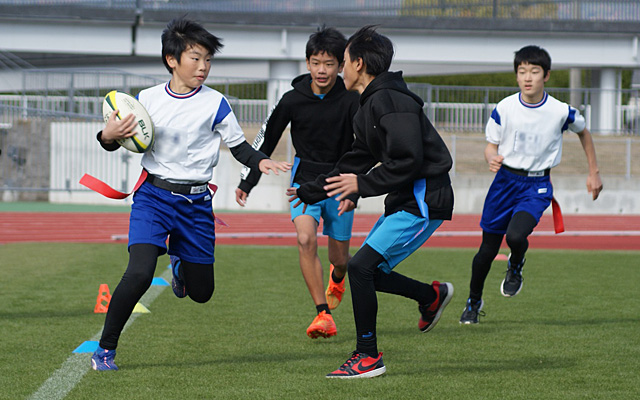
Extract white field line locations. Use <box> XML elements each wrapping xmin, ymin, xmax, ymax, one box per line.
<box><xmin>29</xmin><ymin>268</ymin><xmax>171</xmax><ymax>400</ymax></box>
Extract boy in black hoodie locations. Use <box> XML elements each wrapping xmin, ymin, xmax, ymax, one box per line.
<box><xmin>236</xmin><ymin>27</ymin><xmax>359</xmax><ymax>339</ymax></box>
<box><xmin>288</xmin><ymin>25</ymin><xmax>455</xmax><ymax>378</ymax></box>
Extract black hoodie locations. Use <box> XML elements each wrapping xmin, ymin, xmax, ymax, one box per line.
<box><xmin>297</xmin><ymin>71</ymin><xmax>454</xmax><ymax>220</ymax></box>
<box><xmin>238</xmin><ymin>73</ymin><xmax>359</xmax><ymax>194</ymax></box>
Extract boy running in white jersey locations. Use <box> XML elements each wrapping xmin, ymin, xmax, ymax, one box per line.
<box><xmin>90</xmin><ymin>17</ymin><xmax>290</xmax><ymax>371</ymax></box>
<box><xmin>460</xmin><ymin>45</ymin><xmax>603</xmax><ymax>325</ymax></box>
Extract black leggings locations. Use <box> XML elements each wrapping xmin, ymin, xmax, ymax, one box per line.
<box><xmin>468</xmin><ymin>211</ymin><xmax>537</xmax><ymax>300</ymax></box>
<box><xmin>99</xmin><ymin>244</ymin><xmax>214</xmax><ymax>350</ymax></box>
<box><xmin>348</xmin><ymin>244</ymin><xmax>438</xmax><ymax>356</ymax></box>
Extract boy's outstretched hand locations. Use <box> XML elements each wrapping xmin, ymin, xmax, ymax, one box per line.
<box><xmin>324</xmin><ymin>173</ymin><xmax>358</xmax><ymax>200</ymax></box>
<box><xmin>259</xmin><ymin>159</ymin><xmax>292</xmax><ymax>175</ymax></box>
<box><xmin>286</xmin><ymin>187</ymin><xmax>307</xmax><ymax>214</ymax></box>
<box><xmin>237</xmin><ymin>160</ymin><xmax>291</xmax><ymax>207</ymax></box>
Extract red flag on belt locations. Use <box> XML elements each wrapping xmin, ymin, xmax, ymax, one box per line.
<box><xmin>79</xmin><ymin>170</ymin><xmax>148</xmax><ymax>199</ymax></box>
<box><xmin>79</xmin><ymin>170</ymin><xmax>228</xmax><ymax>226</ymax></box>
<box><xmin>551</xmin><ymin>197</ymin><xmax>565</xmax><ymax>234</ymax></box>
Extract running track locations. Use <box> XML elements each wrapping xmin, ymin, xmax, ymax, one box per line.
<box><xmin>1</xmin><ymin>212</ymin><xmax>638</xmax><ymax>250</ymax></box>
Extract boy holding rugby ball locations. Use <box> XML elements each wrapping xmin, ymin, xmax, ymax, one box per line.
<box><xmin>91</xmin><ymin>17</ymin><xmax>290</xmax><ymax>371</ymax></box>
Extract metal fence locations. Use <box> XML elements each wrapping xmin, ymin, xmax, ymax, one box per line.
<box><xmin>6</xmin><ymin>95</ymin><xmax>640</xmax><ymax>134</ymax></box>
<box><xmin>2</xmin><ymin>72</ymin><xmax>640</xmax><ymax>198</ymax></box>
<box><xmin>6</xmin><ymin>72</ymin><xmax>640</xmax><ymax>134</ymax></box>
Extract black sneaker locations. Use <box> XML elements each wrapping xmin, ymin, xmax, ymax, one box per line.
<box><xmin>418</xmin><ymin>281</ymin><xmax>454</xmax><ymax>332</ymax></box>
<box><xmin>501</xmin><ymin>257</ymin><xmax>525</xmax><ymax>297</ymax></box>
<box><xmin>459</xmin><ymin>298</ymin><xmax>485</xmax><ymax>324</ymax></box>
<box><xmin>170</xmin><ymin>255</ymin><xmax>187</xmax><ymax>298</ymax></box>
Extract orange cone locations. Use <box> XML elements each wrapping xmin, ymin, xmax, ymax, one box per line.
<box><xmin>94</xmin><ymin>284</ymin><xmax>112</xmax><ymax>313</ymax></box>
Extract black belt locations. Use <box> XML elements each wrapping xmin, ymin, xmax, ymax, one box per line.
<box><xmin>145</xmin><ymin>173</ymin><xmax>209</xmax><ymax>195</ymax></box>
<box><xmin>502</xmin><ymin>165</ymin><xmax>550</xmax><ymax>177</ymax></box>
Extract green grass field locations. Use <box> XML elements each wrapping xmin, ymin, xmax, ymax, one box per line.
<box><xmin>1</xmin><ymin>243</ymin><xmax>638</xmax><ymax>399</ymax></box>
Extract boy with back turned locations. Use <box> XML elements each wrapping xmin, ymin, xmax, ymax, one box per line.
<box><xmin>289</xmin><ymin>25</ymin><xmax>455</xmax><ymax>378</ymax></box>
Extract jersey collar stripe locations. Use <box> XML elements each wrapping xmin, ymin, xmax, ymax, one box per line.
<box><xmin>519</xmin><ymin>91</ymin><xmax>548</xmax><ymax>108</ymax></box>
<box><xmin>164</xmin><ymin>83</ymin><xmax>203</xmax><ymax>99</ymax></box>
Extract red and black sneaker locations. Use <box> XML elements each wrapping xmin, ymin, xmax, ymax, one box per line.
<box><xmin>418</xmin><ymin>281</ymin><xmax>454</xmax><ymax>332</ymax></box>
<box><xmin>326</xmin><ymin>351</ymin><xmax>386</xmax><ymax>379</ymax></box>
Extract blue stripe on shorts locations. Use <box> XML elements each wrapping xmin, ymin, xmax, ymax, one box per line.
<box><xmin>363</xmin><ymin>211</ymin><xmax>443</xmax><ymax>274</ymax></box>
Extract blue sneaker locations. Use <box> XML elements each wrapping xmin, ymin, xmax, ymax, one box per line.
<box><xmin>170</xmin><ymin>255</ymin><xmax>187</xmax><ymax>298</ymax></box>
<box><xmin>91</xmin><ymin>346</ymin><xmax>118</xmax><ymax>371</ymax></box>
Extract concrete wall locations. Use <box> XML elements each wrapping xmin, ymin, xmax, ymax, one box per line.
<box><xmin>36</xmin><ymin>124</ymin><xmax>637</xmax><ymax>215</ymax></box>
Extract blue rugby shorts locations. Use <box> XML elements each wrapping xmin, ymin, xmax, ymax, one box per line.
<box><xmin>480</xmin><ymin>167</ymin><xmax>553</xmax><ymax>235</ymax></box>
<box><xmin>128</xmin><ymin>182</ymin><xmax>216</xmax><ymax>264</ymax></box>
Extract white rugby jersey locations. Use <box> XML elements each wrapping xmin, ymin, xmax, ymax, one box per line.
<box><xmin>137</xmin><ymin>82</ymin><xmax>246</xmax><ymax>183</ymax></box>
<box><xmin>486</xmin><ymin>92</ymin><xmax>586</xmax><ymax>171</ymax></box>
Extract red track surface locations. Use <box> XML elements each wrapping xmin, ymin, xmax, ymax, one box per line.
<box><xmin>1</xmin><ymin>212</ymin><xmax>638</xmax><ymax>250</ymax></box>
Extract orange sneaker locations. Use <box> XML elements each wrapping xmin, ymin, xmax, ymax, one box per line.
<box><xmin>325</xmin><ymin>264</ymin><xmax>345</xmax><ymax>310</ymax></box>
<box><xmin>306</xmin><ymin>311</ymin><xmax>337</xmax><ymax>339</ymax></box>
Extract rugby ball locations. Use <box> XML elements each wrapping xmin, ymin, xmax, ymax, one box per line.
<box><xmin>102</xmin><ymin>90</ymin><xmax>154</xmax><ymax>153</ymax></box>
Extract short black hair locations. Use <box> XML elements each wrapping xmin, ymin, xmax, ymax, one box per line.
<box><xmin>346</xmin><ymin>25</ymin><xmax>394</xmax><ymax>77</ymax></box>
<box><xmin>514</xmin><ymin>45</ymin><xmax>551</xmax><ymax>76</ymax></box>
<box><xmin>161</xmin><ymin>17</ymin><xmax>223</xmax><ymax>74</ymax></box>
<box><xmin>306</xmin><ymin>26</ymin><xmax>348</xmax><ymax>64</ymax></box>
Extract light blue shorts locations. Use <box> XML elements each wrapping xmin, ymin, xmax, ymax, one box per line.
<box><xmin>363</xmin><ymin>211</ymin><xmax>443</xmax><ymax>274</ymax></box>
<box><xmin>290</xmin><ymin>183</ymin><xmax>354</xmax><ymax>241</ymax></box>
